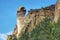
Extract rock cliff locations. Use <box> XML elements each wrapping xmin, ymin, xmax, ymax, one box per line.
<box><xmin>6</xmin><ymin>0</ymin><xmax>60</xmax><ymax>40</ymax></box>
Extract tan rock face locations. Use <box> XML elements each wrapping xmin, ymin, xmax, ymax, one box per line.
<box><xmin>7</xmin><ymin>0</ymin><xmax>60</xmax><ymax>40</ymax></box>
<box><xmin>16</xmin><ymin>6</ymin><xmax>26</xmax><ymax>38</ymax></box>
<box><xmin>25</xmin><ymin>5</ymin><xmax>55</xmax><ymax>32</ymax></box>
<box><xmin>6</xmin><ymin>35</ymin><xmax>17</xmax><ymax>40</ymax></box>
<box><xmin>53</xmin><ymin>0</ymin><xmax>60</xmax><ymax>23</ymax></box>
<box><xmin>6</xmin><ymin>6</ymin><xmax>26</xmax><ymax>40</ymax></box>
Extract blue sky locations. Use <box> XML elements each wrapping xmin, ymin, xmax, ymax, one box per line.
<box><xmin>0</xmin><ymin>0</ymin><xmax>57</xmax><ymax>40</ymax></box>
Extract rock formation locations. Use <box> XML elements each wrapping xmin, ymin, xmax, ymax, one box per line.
<box><xmin>53</xmin><ymin>0</ymin><xmax>60</xmax><ymax>23</ymax></box>
<box><xmin>6</xmin><ymin>0</ymin><xmax>60</xmax><ymax>40</ymax></box>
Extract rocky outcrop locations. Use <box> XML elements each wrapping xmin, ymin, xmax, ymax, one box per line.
<box><xmin>6</xmin><ymin>0</ymin><xmax>60</xmax><ymax>40</ymax></box>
